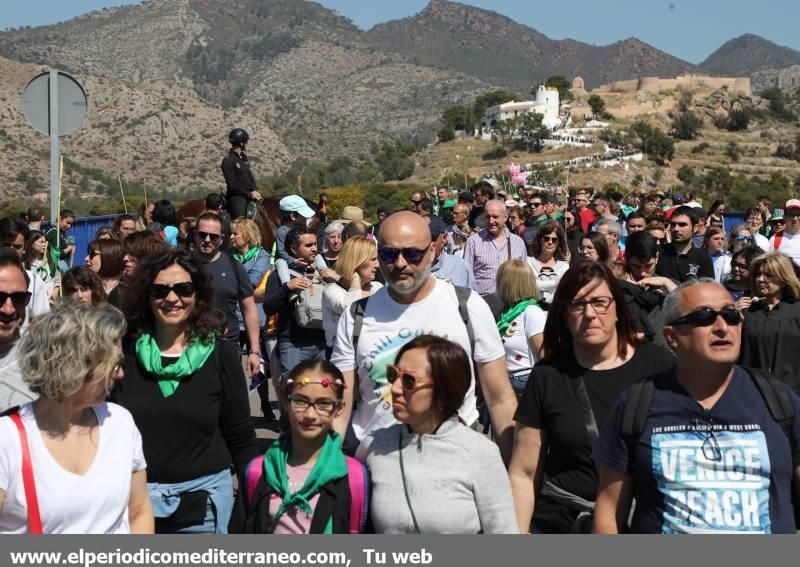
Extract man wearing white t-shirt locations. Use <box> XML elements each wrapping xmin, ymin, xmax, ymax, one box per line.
<box><xmin>770</xmin><ymin>199</ymin><xmax>800</xmax><ymax>267</ymax></box>
<box><xmin>331</xmin><ymin>212</ymin><xmax>517</xmax><ymax>463</ymax></box>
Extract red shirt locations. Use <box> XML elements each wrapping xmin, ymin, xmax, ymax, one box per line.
<box><xmin>578</xmin><ymin>208</ymin><xmax>597</xmax><ymax>233</ymax></box>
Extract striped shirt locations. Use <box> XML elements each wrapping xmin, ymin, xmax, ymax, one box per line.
<box><xmin>464</xmin><ymin>228</ymin><xmax>528</xmax><ymax>295</ymax></box>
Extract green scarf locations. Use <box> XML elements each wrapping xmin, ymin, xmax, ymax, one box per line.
<box><xmin>135</xmin><ymin>332</ymin><xmax>216</xmax><ymax>398</ymax></box>
<box><xmin>232</xmin><ymin>246</ymin><xmax>261</xmax><ymax>265</ymax></box>
<box><xmin>263</xmin><ymin>432</ymin><xmax>348</xmax><ymax>534</ymax></box>
<box><xmin>497</xmin><ymin>299</ymin><xmax>536</xmax><ymax>336</ymax></box>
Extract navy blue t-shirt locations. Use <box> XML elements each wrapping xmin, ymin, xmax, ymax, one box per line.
<box><xmin>594</xmin><ymin>366</ymin><xmax>800</xmax><ymax>534</ymax></box>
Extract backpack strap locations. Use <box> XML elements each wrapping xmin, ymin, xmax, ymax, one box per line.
<box><xmin>345</xmin><ymin>456</ymin><xmax>369</xmax><ymax>534</ymax></box>
<box><xmin>349</xmin><ymin>297</ymin><xmax>370</xmax><ymax>404</ymax></box>
<box><xmin>9</xmin><ymin>412</ymin><xmax>43</xmax><ymax>534</ymax></box>
<box><xmin>452</xmin><ymin>285</ymin><xmax>475</xmax><ymax>351</ymax></box>
<box><xmin>620</xmin><ymin>380</ymin><xmax>655</xmax><ymax>458</ymax></box>
<box><xmin>746</xmin><ymin>367</ymin><xmax>795</xmax><ymax>438</ymax></box>
<box><xmin>243</xmin><ymin>455</ymin><xmax>265</xmax><ymax>509</ymax></box>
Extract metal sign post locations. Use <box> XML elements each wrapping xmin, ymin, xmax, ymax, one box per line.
<box><xmin>22</xmin><ymin>71</ymin><xmax>87</xmax><ymax>223</ymax></box>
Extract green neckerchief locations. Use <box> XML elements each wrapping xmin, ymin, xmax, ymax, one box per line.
<box><xmin>135</xmin><ymin>332</ymin><xmax>216</xmax><ymax>398</ymax></box>
<box><xmin>232</xmin><ymin>246</ymin><xmax>262</xmax><ymax>265</ymax></box>
<box><xmin>264</xmin><ymin>431</ymin><xmax>347</xmax><ymax>534</ymax></box>
<box><xmin>497</xmin><ymin>299</ymin><xmax>536</xmax><ymax>336</ymax></box>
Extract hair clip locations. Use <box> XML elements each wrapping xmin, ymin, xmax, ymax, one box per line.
<box><xmin>286</xmin><ymin>376</ymin><xmax>347</xmax><ymax>389</ymax></box>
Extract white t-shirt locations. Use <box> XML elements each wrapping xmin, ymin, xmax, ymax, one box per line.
<box><xmin>711</xmin><ymin>252</ymin><xmax>732</xmax><ymax>283</ymax></box>
<box><xmin>753</xmin><ymin>233</ymin><xmax>770</xmax><ymax>253</ymax></box>
<box><xmin>770</xmin><ymin>231</ymin><xmax>800</xmax><ymax>267</ymax></box>
<box><xmin>331</xmin><ymin>279</ymin><xmax>505</xmax><ymax>439</ymax></box>
<box><xmin>0</xmin><ymin>402</ymin><xmax>146</xmax><ymax>534</ymax></box>
<box><xmin>501</xmin><ymin>304</ymin><xmax>547</xmax><ymax>373</ymax></box>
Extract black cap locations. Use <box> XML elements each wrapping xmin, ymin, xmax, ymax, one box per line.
<box><xmin>458</xmin><ymin>191</ymin><xmax>474</xmax><ymax>203</ymax></box>
<box><xmin>428</xmin><ymin>215</ymin><xmax>447</xmax><ymax>239</ymax></box>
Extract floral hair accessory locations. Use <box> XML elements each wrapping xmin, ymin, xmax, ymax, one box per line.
<box><xmin>286</xmin><ymin>376</ymin><xmax>347</xmax><ymax>389</ymax></box>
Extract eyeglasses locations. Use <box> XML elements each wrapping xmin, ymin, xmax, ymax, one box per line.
<box><xmin>786</xmin><ymin>211</ymin><xmax>800</xmax><ymax>219</ymax></box>
<box><xmin>410</xmin><ymin>200</ymin><xmax>422</xmax><ymax>206</ymax></box>
<box><xmin>734</xmin><ymin>236</ymin><xmax>753</xmax><ymax>242</ymax></box>
<box><xmin>197</xmin><ymin>231</ymin><xmax>222</xmax><ymax>242</ymax></box>
<box><xmin>288</xmin><ymin>395</ymin><xmax>340</xmax><ymax>417</ymax></box>
<box><xmin>378</xmin><ymin>246</ymin><xmax>427</xmax><ymax>265</ymax></box>
<box><xmin>567</xmin><ymin>296</ymin><xmax>614</xmax><ymax>315</ymax></box>
<box><xmin>0</xmin><ymin>291</ymin><xmax>32</xmax><ymax>309</ymax></box>
<box><xmin>10</xmin><ymin>243</ymin><xmax>24</xmax><ymax>251</ymax></box>
<box><xmin>530</xmin><ymin>202</ymin><xmax>543</xmax><ymax>207</ymax></box>
<box><xmin>386</xmin><ymin>365</ymin><xmax>435</xmax><ymax>392</ymax></box>
<box><xmin>150</xmin><ymin>282</ymin><xmax>195</xmax><ymax>300</ymax></box>
<box><xmin>732</xmin><ymin>262</ymin><xmax>749</xmax><ymax>270</ymax></box>
<box><xmin>668</xmin><ymin>307</ymin><xmax>742</xmax><ymax>327</ymax></box>
<box><xmin>89</xmin><ymin>250</ymin><xmax>101</xmax><ymax>257</ymax></box>
<box><xmin>691</xmin><ymin>416</ymin><xmax>722</xmax><ymax>462</ymax></box>
<box><xmin>541</xmin><ymin>236</ymin><xmax>559</xmax><ymax>243</ymax></box>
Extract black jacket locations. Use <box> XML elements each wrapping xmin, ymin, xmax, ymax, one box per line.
<box><xmin>221</xmin><ymin>150</ymin><xmax>256</xmax><ymax>197</ymax></box>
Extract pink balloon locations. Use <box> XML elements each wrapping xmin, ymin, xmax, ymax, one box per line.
<box><xmin>508</xmin><ymin>163</ymin><xmax>521</xmax><ymax>175</ymax></box>
<box><xmin>512</xmin><ymin>172</ymin><xmax>528</xmax><ymax>187</ymax></box>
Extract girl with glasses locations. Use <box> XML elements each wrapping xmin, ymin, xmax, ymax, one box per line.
<box><xmin>744</xmin><ymin>207</ymin><xmax>770</xmax><ymax>251</ymax></box>
<box><xmin>356</xmin><ymin>335</ymin><xmax>517</xmax><ymax>534</ymax></box>
<box><xmin>740</xmin><ymin>253</ymin><xmax>800</xmax><ymax>393</ymax></box>
<box><xmin>509</xmin><ymin>262</ymin><xmax>675</xmax><ymax>533</ymax></box>
<box><xmin>110</xmin><ymin>249</ymin><xmax>257</xmax><ymax>534</ymax></box>
<box><xmin>84</xmin><ymin>238</ymin><xmax>125</xmax><ymax>306</ymax></box>
<box><xmin>726</xmin><ymin>224</ymin><xmax>757</xmax><ymax>255</ymax></box>
<box><xmin>243</xmin><ymin>360</ymin><xmax>368</xmax><ymax>534</ymax></box>
<box><xmin>723</xmin><ymin>246</ymin><xmax>760</xmax><ymax>309</ymax></box>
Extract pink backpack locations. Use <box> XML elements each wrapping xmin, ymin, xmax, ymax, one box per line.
<box><xmin>243</xmin><ymin>454</ymin><xmax>368</xmax><ymax>534</ymax></box>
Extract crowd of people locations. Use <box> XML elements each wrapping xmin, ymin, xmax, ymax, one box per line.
<box><xmin>2</xmin><ymin>131</ymin><xmax>800</xmax><ymax>535</ymax></box>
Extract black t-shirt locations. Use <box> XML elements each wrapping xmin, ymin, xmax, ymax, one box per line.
<box><xmin>514</xmin><ymin>342</ymin><xmax>676</xmax><ymax>533</ymax></box>
<box><xmin>203</xmin><ymin>252</ymin><xmax>254</xmax><ymax>340</ymax></box>
<box><xmin>594</xmin><ymin>367</ymin><xmax>800</xmax><ymax>534</ymax></box>
<box><xmin>655</xmin><ymin>242</ymin><xmax>714</xmax><ymax>282</ymax></box>
<box><xmin>109</xmin><ymin>339</ymin><xmax>258</xmax><ymax>484</ymax></box>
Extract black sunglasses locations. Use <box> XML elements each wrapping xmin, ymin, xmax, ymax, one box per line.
<box><xmin>150</xmin><ymin>282</ymin><xmax>195</xmax><ymax>300</ymax></box>
<box><xmin>410</xmin><ymin>200</ymin><xmax>422</xmax><ymax>206</ymax></box>
<box><xmin>197</xmin><ymin>231</ymin><xmax>222</xmax><ymax>242</ymax></box>
<box><xmin>669</xmin><ymin>307</ymin><xmax>742</xmax><ymax>327</ymax></box>
<box><xmin>378</xmin><ymin>246</ymin><xmax>427</xmax><ymax>265</ymax></box>
<box><xmin>0</xmin><ymin>291</ymin><xmax>32</xmax><ymax>309</ymax></box>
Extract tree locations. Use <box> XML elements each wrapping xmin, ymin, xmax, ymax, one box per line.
<box><xmin>442</xmin><ymin>105</ymin><xmax>471</xmax><ymax>132</ymax></box>
<box><xmin>587</xmin><ymin>95</ymin><xmax>606</xmax><ymax>118</ymax></box>
<box><xmin>514</xmin><ymin>112</ymin><xmax>550</xmax><ymax>152</ymax></box>
<box><xmin>726</xmin><ymin>141</ymin><xmax>740</xmax><ymax>162</ymax></box>
<box><xmin>761</xmin><ymin>88</ymin><xmax>797</xmax><ymax>121</ymax></box>
<box><xmin>646</xmin><ymin>129</ymin><xmax>675</xmax><ymax>165</ymax></box>
<box><xmin>723</xmin><ymin>109</ymin><xmax>752</xmax><ymax>131</ymax></box>
<box><xmin>491</xmin><ymin>118</ymin><xmax>516</xmax><ymax>149</ymax></box>
<box><xmin>677</xmin><ymin>165</ymin><xmax>696</xmax><ymax>185</ymax></box>
<box><xmin>437</xmin><ymin>125</ymin><xmax>455</xmax><ymax>143</ymax></box>
<box><xmin>542</xmin><ymin>75</ymin><xmax>572</xmax><ymax>101</ymax></box>
<box><xmin>774</xmin><ymin>143</ymin><xmax>795</xmax><ymax>160</ymax></box>
<box><xmin>670</xmin><ymin>111</ymin><xmax>703</xmax><ymax>140</ymax></box>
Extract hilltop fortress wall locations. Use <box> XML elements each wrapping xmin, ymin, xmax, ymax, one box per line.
<box><xmin>585</xmin><ymin>75</ymin><xmax>752</xmax><ymax>96</ymax></box>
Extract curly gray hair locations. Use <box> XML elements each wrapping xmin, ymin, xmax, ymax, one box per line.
<box><xmin>19</xmin><ymin>303</ymin><xmax>126</xmax><ymax>402</ymax></box>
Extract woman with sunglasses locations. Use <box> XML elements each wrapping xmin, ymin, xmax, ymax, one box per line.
<box><xmin>739</xmin><ymin>253</ymin><xmax>800</xmax><ymax>392</ymax></box>
<box><xmin>727</xmin><ymin>224</ymin><xmax>756</xmax><ymax>255</ymax></box>
<box><xmin>0</xmin><ymin>303</ymin><xmax>153</xmax><ymax>533</ymax></box>
<box><xmin>723</xmin><ymin>246</ymin><xmax>761</xmax><ymax>310</ymax></box>
<box><xmin>527</xmin><ymin>223</ymin><xmax>570</xmax><ymax>305</ymax></box>
<box><xmin>110</xmin><ymin>248</ymin><xmax>257</xmax><ymax>534</ymax></box>
<box><xmin>509</xmin><ymin>262</ymin><xmax>675</xmax><ymax>533</ymax></box>
<box><xmin>84</xmin><ymin>239</ymin><xmax>125</xmax><ymax>306</ymax></box>
<box><xmin>356</xmin><ymin>335</ymin><xmax>517</xmax><ymax>533</ymax></box>
<box><xmin>563</xmin><ymin>210</ymin><xmax>583</xmax><ymax>266</ymax></box>
<box><xmin>703</xmin><ymin>226</ymin><xmax>730</xmax><ymax>283</ymax></box>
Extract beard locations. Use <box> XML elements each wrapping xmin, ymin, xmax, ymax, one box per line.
<box><xmin>381</xmin><ymin>263</ymin><xmax>432</xmax><ymax>295</ymax></box>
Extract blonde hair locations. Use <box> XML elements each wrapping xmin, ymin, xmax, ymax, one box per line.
<box><xmin>335</xmin><ymin>237</ymin><xmax>376</xmax><ymax>282</ymax></box>
<box><xmin>232</xmin><ymin>218</ymin><xmax>262</xmax><ymax>249</ymax></box>
<box><xmin>19</xmin><ymin>303</ymin><xmax>126</xmax><ymax>402</ymax></box>
<box><xmin>750</xmin><ymin>253</ymin><xmax>800</xmax><ymax>301</ymax></box>
<box><xmin>496</xmin><ymin>259</ymin><xmax>539</xmax><ymax>305</ymax></box>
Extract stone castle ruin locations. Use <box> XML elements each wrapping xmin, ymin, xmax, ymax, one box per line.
<box><xmin>572</xmin><ymin>75</ymin><xmax>752</xmax><ymax>97</ymax></box>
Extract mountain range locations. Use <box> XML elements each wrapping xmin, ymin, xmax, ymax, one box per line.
<box><xmin>0</xmin><ymin>0</ymin><xmax>798</xmax><ymax>200</ymax></box>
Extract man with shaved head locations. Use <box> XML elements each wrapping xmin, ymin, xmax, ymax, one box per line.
<box><xmin>464</xmin><ymin>200</ymin><xmax>527</xmax><ymax>295</ymax></box>
<box><xmin>331</xmin><ymin>211</ymin><xmax>518</xmax><ymax>463</ymax></box>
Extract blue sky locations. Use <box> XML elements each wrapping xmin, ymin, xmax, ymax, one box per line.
<box><xmin>2</xmin><ymin>0</ymin><xmax>799</xmax><ymax>64</ymax></box>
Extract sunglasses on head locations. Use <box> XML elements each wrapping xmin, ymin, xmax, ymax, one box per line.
<box><xmin>385</xmin><ymin>365</ymin><xmax>434</xmax><ymax>391</ymax></box>
<box><xmin>0</xmin><ymin>291</ymin><xmax>32</xmax><ymax>309</ymax></box>
<box><xmin>197</xmin><ymin>231</ymin><xmax>222</xmax><ymax>242</ymax></box>
<box><xmin>378</xmin><ymin>246</ymin><xmax>427</xmax><ymax>265</ymax></box>
<box><xmin>669</xmin><ymin>307</ymin><xmax>742</xmax><ymax>327</ymax></box>
<box><xmin>150</xmin><ymin>282</ymin><xmax>195</xmax><ymax>300</ymax></box>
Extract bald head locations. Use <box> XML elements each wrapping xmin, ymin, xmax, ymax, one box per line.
<box><xmin>484</xmin><ymin>199</ymin><xmax>508</xmax><ymax>236</ymax></box>
<box><xmin>378</xmin><ymin>211</ymin><xmax>432</xmax><ymax>248</ymax></box>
